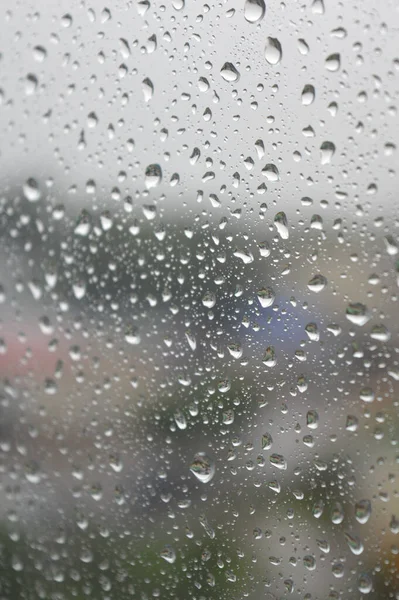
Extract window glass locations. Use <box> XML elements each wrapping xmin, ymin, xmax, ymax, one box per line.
<box><xmin>0</xmin><ymin>1</ymin><xmax>398</xmax><ymax>599</ymax></box>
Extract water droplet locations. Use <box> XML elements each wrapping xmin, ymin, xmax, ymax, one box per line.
<box><xmin>190</xmin><ymin>453</ymin><xmax>215</xmax><ymax>483</ymax></box>
<box><xmin>344</xmin><ymin>532</ymin><xmax>364</xmax><ymax>555</ymax></box>
<box><xmin>325</xmin><ymin>53</ymin><xmax>341</xmax><ymax>72</ymax></box>
<box><xmin>358</xmin><ymin>573</ymin><xmax>372</xmax><ymax>594</ymax></box>
<box><xmin>346</xmin><ymin>415</ymin><xmax>359</xmax><ymax>432</ymax></box>
<box><xmin>174</xmin><ymin>410</ymin><xmax>187</xmax><ymax>430</ymax></box>
<box><xmin>305</xmin><ymin>322</ymin><xmax>319</xmax><ymax>341</ymax></box>
<box><xmin>145</xmin><ymin>164</ymin><xmax>162</xmax><ymax>188</ymax></box>
<box><xmin>262</xmin><ymin>432</ymin><xmax>273</xmax><ymax>450</ymax></box>
<box><xmin>389</xmin><ymin>514</ymin><xmax>399</xmax><ymax>534</ymax></box>
<box><xmin>306</xmin><ymin>410</ymin><xmax>319</xmax><ymax>428</ymax></box>
<box><xmin>263</xmin><ymin>346</ymin><xmax>277</xmax><ymax>367</ymax></box>
<box><xmin>301</xmin><ymin>84</ymin><xmax>315</xmax><ymax>106</ymax></box>
<box><xmin>23</xmin><ymin>178</ymin><xmax>41</xmax><ymax>202</ymax></box>
<box><xmin>160</xmin><ymin>545</ymin><xmax>176</xmax><ymax>564</ymax></box>
<box><xmin>220</xmin><ymin>62</ymin><xmax>240</xmax><ymax>82</ymax></box>
<box><xmin>125</xmin><ymin>326</ymin><xmax>141</xmax><ymax>345</ymax></box>
<box><xmin>264</xmin><ymin>37</ymin><xmax>282</xmax><ymax>65</ymax></box>
<box><xmin>269</xmin><ymin>453</ymin><xmax>287</xmax><ymax>470</ymax></box>
<box><xmin>307</xmin><ymin>274</ymin><xmax>327</xmax><ymax>293</ymax></box>
<box><xmin>74</xmin><ymin>210</ymin><xmax>91</xmax><ymax>236</ymax></box>
<box><xmin>320</xmin><ymin>141</ymin><xmax>335</xmax><ymax>164</ymax></box>
<box><xmin>185</xmin><ymin>330</ymin><xmax>197</xmax><ymax>351</ymax></box>
<box><xmin>370</xmin><ymin>324</ymin><xmax>391</xmax><ymax>342</ymax></box>
<box><xmin>259</xmin><ymin>240</ymin><xmax>271</xmax><ymax>257</ymax></box>
<box><xmin>331</xmin><ymin>502</ymin><xmax>344</xmax><ymax>524</ymax></box>
<box><xmin>142</xmin><ymin>78</ymin><xmax>154</xmax><ymax>102</ymax></box>
<box><xmin>274</xmin><ymin>211</ymin><xmax>289</xmax><ymax>239</ymax></box>
<box><xmin>227</xmin><ymin>342</ymin><xmax>243</xmax><ymax>359</ymax></box>
<box><xmin>244</xmin><ymin>0</ymin><xmax>266</xmax><ymax>23</ymax></box>
<box><xmin>262</xmin><ymin>163</ymin><xmax>280</xmax><ymax>181</ymax></box>
<box><xmin>346</xmin><ymin>303</ymin><xmax>370</xmax><ymax>326</ymax></box>
<box><xmin>202</xmin><ymin>292</ymin><xmax>216</xmax><ymax>308</ymax></box>
<box><xmin>359</xmin><ymin>387</ymin><xmax>374</xmax><ymax>403</ymax></box>
<box><xmin>312</xmin><ymin>500</ymin><xmax>324</xmax><ymax>518</ymax></box>
<box><xmin>303</xmin><ymin>555</ymin><xmax>316</xmax><ymax>570</ymax></box>
<box><xmin>257</xmin><ymin>286</ymin><xmax>275</xmax><ymax>308</ymax></box>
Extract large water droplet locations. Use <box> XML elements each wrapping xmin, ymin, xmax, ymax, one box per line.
<box><xmin>269</xmin><ymin>453</ymin><xmax>287</xmax><ymax>470</ymax></box>
<box><xmin>23</xmin><ymin>178</ymin><xmax>41</xmax><ymax>202</ymax></box>
<box><xmin>262</xmin><ymin>163</ymin><xmax>280</xmax><ymax>181</ymax></box>
<box><xmin>344</xmin><ymin>532</ymin><xmax>364</xmax><ymax>555</ymax></box>
<box><xmin>261</xmin><ymin>432</ymin><xmax>273</xmax><ymax>450</ymax></box>
<box><xmin>244</xmin><ymin>0</ymin><xmax>266</xmax><ymax>23</ymax></box>
<box><xmin>142</xmin><ymin>77</ymin><xmax>154</xmax><ymax>102</ymax></box>
<box><xmin>274</xmin><ymin>211</ymin><xmax>289</xmax><ymax>239</ymax></box>
<box><xmin>160</xmin><ymin>545</ymin><xmax>176</xmax><ymax>564</ymax></box>
<box><xmin>190</xmin><ymin>453</ymin><xmax>215</xmax><ymax>483</ymax></box>
<box><xmin>301</xmin><ymin>84</ymin><xmax>315</xmax><ymax>106</ymax></box>
<box><xmin>320</xmin><ymin>141</ymin><xmax>335</xmax><ymax>164</ymax></box>
<box><xmin>346</xmin><ymin>302</ymin><xmax>370</xmax><ymax>326</ymax></box>
<box><xmin>257</xmin><ymin>286</ymin><xmax>275</xmax><ymax>308</ymax></box>
<box><xmin>358</xmin><ymin>573</ymin><xmax>372</xmax><ymax>594</ymax></box>
<box><xmin>325</xmin><ymin>53</ymin><xmax>341</xmax><ymax>72</ymax></box>
<box><xmin>264</xmin><ymin>37</ymin><xmax>282</xmax><ymax>65</ymax></box>
<box><xmin>220</xmin><ymin>62</ymin><xmax>240</xmax><ymax>82</ymax></box>
<box><xmin>307</xmin><ymin>274</ymin><xmax>327</xmax><ymax>293</ymax></box>
<box><xmin>145</xmin><ymin>164</ymin><xmax>162</xmax><ymax>189</ymax></box>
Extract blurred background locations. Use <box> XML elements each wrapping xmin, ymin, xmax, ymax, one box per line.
<box><xmin>0</xmin><ymin>0</ymin><xmax>398</xmax><ymax>599</ymax></box>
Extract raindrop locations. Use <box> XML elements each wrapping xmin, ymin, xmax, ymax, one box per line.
<box><xmin>190</xmin><ymin>453</ymin><xmax>215</xmax><ymax>483</ymax></box>
<box><xmin>262</xmin><ymin>163</ymin><xmax>280</xmax><ymax>181</ymax></box>
<box><xmin>145</xmin><ymin>164</ymin><xmax>162</xmax><ymax>189</ymax></box>
<box><xmin>301</xmin><ymin>85</ymin><xmax>315</xmax><ymax>106</ymax></box>
<box><xmin>160</xmin><ymin>545</ymin><xmax>176</xmax><ymax>564</ymax></box>
<box><xmin>257</xmin><ymin>286</ymin><xmax>275</xmax><ymax>308</ymax></box>
<box><xmin>23</xmin><ymin>178</ymin><xmax>41</xmax><ymax>202</ymax></box>
<box><xmin>325</xmin><ymin>53</ymin><xmax>341</xmax><ymax>72</ymax></box>
<box><xmin>142</xmin><ymin>78</ymin><xmax>154</xmax><ymax>102</ymax></box>
<box><xmin>305</xmin><ymin>322</ymin><xmax>319</xmax><ymax>341</ymax></box>
<box><xmin>346</xmin><ymin>303</ymin><xmax>370</xmax><ymax>326</ymax></box>
<box><xmin>244</xmin><ymin>0</ymin><xmax>266</xmax><ymax>23</ymax></box>
<box><xmin>274</xmin><ymin>211</ymin><xmax>289</xmax><ymax>239</ymax></box>
<box><xmin>358</xmin><ymin>573</ymin><xmax>372</xmax><ymax>594</ymax></box>
<box><xmin>320</xmin><ymin>141</ymin><xmax>335</xmax><ymax>164</ymax></box>
<box><xmin>264</xmin><ymin>38</ymin><xmax>282</xmax><ymax>65</ymax></box>
<box><xmin>355</xmin><ymin>500</ymin><xmax>371</xmax><ymax>525</ymax></box>
<box><xmin>344</xmin><ymin>532</ymin><xmax>364</xmax><ymax>555</ymax></box>
<box><xmin>269</xmin><ymin>453</ymin><xmax>287</xmax><ymax>470</ymax></box>
<box><xmin>220</xmin><ymin>63</ymin><xmax>240</xmax><ymax>82</ymax></box>
<box><xmin>261</xmin><ymin>432</ymin><xmax>273</xmax><ymax>450</ymax></box>
<box><xmin>307</xmin><ymin>274</ymin><xmax>327</xmax><ymax>293</ymax></box>
<box><xmin>263</xmin><ymin>346</ymin><xmax>277</xmax><ymax>367</ymax></box>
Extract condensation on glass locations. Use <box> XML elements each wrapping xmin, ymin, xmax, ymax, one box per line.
<box><xmin>0</xmin><ymin>0</ymin><xmax>398</xmax><ymax>599</ymax></box>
